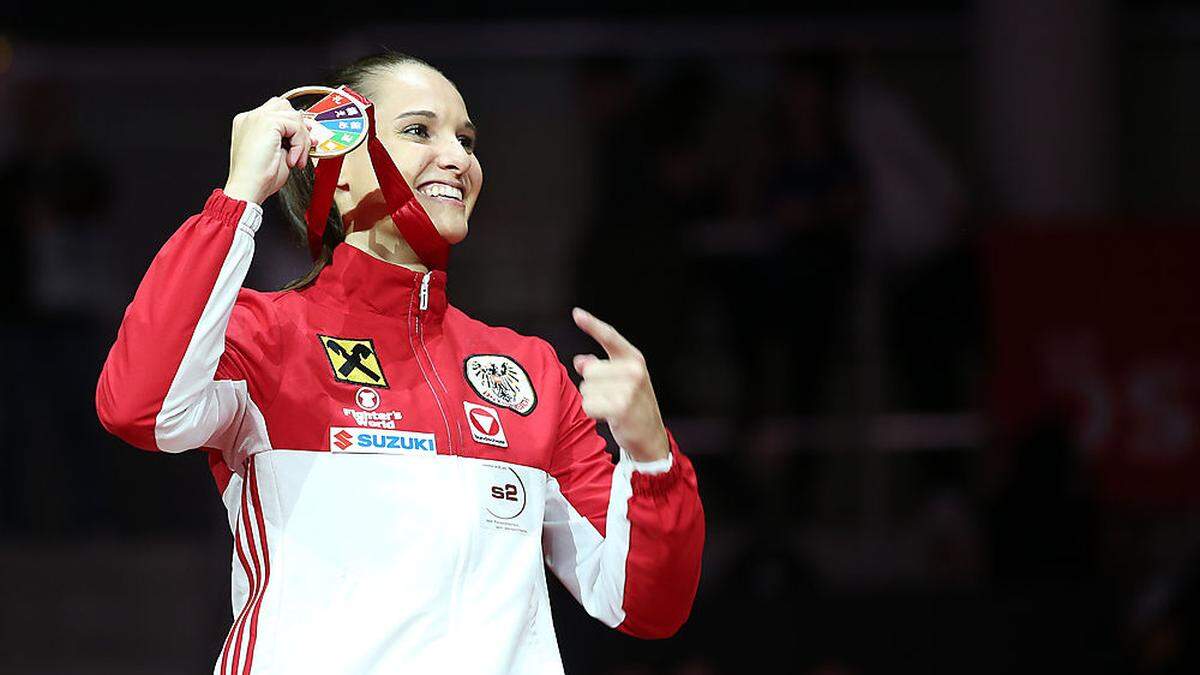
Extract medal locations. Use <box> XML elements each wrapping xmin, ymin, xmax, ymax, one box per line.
<box><xmin>281</xmin><ymin>84</ymin><xmax>449</xmax><ymax>271</ymax></box>
<box><xmin>281</xmin><ymin>85</ymin><xmax>369</xmax><ymax>158</ymax></box>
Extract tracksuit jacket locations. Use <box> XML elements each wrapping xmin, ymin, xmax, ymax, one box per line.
<box><xmin>94</xmin><ymin>189</ymin><xmax>706</xmax><ymax>674</ymax></box>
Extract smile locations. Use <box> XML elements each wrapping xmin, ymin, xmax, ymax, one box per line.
<box><xmin>418</xmin><ymin>182</ymin><xmax>464</xmax><ymax>204</ymax></box>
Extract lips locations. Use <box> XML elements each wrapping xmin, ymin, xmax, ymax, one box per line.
<box><xmin>416</xmin><ymin>181</ymin><xmax>464</xmax><ymax>202</ymax></box>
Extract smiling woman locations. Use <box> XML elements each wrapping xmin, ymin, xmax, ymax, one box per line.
<box><xmin>95</xmin><ymin>48</ymin><xmax>705</xmax><ymax>675</ymax></box>
<box><xmin>277</xmin><ymin>52</ymin><xmax>482</xmax><ymax>289</ymax></box>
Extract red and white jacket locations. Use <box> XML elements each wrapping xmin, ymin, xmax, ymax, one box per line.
<box><xmin>95</xmin><ymin>189</ymin><xmax>705</xmax><ymax>674</ymax></box>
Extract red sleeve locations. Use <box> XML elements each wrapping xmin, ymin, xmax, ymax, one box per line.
<box><xmin>95</xmin><ymin>189</ymin><xmax>279</xmax><ymax>455</ymax></box>
<box><xmin>541</xmin><ymin>345</ymin><xmax>705</xmax><ymax>639</ymax></box>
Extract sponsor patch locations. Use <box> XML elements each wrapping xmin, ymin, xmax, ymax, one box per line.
<box><xmin>319</xmin><ymin>335</ymin><xmax>389</xmax><ymax>388</ymax></box>
<box><xmin>480</xmin><ymin>462</ymin><xmax>529</xmax><ymax>534</ymax></box>
<box><xmin>340</xmin><ymin>408</ymin><xmax>404</xmax><ymax>429</ymax></box>
<box><xmin>329</xmin><ymin>427</ymin><xmax>436</xmax><ymax>455</ymax></box>
<box><xmin>464</xmin><ymin>401</ymin><xmax>509</xmax><ymax>448</ymax></box>
<box><xmin>355</xmin><ymin>386</ymin><xmax>381</xmax><ymax>411</ymax></box>
<box><xmin>463</xmin><ymin>354</ymin><xmax>537</xmax><ymax>416</ymax></box>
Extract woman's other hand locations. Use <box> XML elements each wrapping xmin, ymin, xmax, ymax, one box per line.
<box><xmin>571</xmin><ymin>307</ymin><xmax>670</xmax><ymax>463</ymax></box>
<box><xmin>223</xmin><ymin>96</ymin><xmax>317</xmax><ymax>205</ymax></box>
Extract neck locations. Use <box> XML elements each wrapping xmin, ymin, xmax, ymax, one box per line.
<box><xmin>343</xmin><ymin>226</ymin><xmax>429</xmax><ymax>274</ymax></box>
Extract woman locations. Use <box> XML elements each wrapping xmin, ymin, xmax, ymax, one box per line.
<box><xmin>95</xmin><ymin>51</ymin><xmax>704</xmax><ymax>674</ymax></box>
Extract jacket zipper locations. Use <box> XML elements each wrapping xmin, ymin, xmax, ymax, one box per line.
<box><xmin>418</xmin><ymin>270</ymin><xmax>470</xmax><ymax>663</ymax></box>
<box><xmin>417</xmin><ymin>272</ymin><xmax>464</xmax><ymax>453</ymax></box>
<box><xmin>410</xmin><ymin>271</ymin><xmax>454</xmax><ymax>455</ymax></box>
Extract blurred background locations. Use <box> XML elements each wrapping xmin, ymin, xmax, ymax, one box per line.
<box><xmin>5</xmin><ymin>1</ymin><xmax>1200</xmax><ymax>673</ymax></box>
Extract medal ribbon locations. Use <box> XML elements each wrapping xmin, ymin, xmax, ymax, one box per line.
<box><xmin>304</xmin><ymin>85</ymin><xmax>449</xmax><ymax>270</ymax></box>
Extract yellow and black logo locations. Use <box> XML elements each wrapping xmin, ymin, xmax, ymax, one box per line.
<box><xmin>318</xmin><ymin>335</ymin><xmax>389</xmax><ymax>388</ymax></box>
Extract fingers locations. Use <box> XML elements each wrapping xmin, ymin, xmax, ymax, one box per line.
<box><xmin>573</xmin><ymin>355</ymin><xmax>647</xmax><ymax>388</ymax></box>
<box><xmin>227</xmin><ymin>97</ymin><xmax>316</xmax><ymax>203</ymax></box>
<box><xmin>579</xmin><ymin>392</ymin><xmax>613</xmax><ymax>420</ymax></box>
<box><xmin>572</xmin><ymin>353</ymin><xmax>599</xmax><ymax>376</ymax></box>
<box><xmin>274</xmin><ymin>114</ymin><xmax>310</xmax><ymax>169</ymax></box>
<box><xmin>577</xmin><ymin>378</ymin><xmax>639</xmax><ymax>421</ymax></box>
<box><xmin>255</xmin><ymin>96</ymin><xmax>310</xmax><ymax>169</ymax></box>
<box><xmin>572</xmin><ymin>307</ymin><xmax>640</xmax><ymax>360</ymax></box>
<box><xmin>262</xmin><ymin>95</ymin><xmax>293</xmax><ymax>112</ymax></box>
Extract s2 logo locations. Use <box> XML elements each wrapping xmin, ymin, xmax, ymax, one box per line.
<box><xmin>490</xmin><ymin>484</ymin><xmax>519</xmax><ymax>501</ymax></box>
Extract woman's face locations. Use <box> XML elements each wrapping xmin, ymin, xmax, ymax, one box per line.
<box><xmin>331</xmin><ymin>63</ymin><xmax>482</xmax><ymax>245</ymax></box>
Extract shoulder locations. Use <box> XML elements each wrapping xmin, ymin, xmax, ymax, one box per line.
<box><xmin>226</xmin><ymin>287</ymin><xmax>292</xmax><ymax>342</ymax></box>
<box><xmin>231</xmin><ymin>287</ymin><xmax>289</xmax><ymax>318</ymax></box>
<box><xmin>446</xmin><ymin>305</ymin><xmax>567</xmax><ymax>381</ymax></box>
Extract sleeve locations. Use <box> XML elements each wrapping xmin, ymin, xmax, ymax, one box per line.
<box><xmin>541</xmin><ymin>351</ymin><xmax>706</xmax><ymax>639</ymax></box>
<box><xmin>95</xmin><ymin>188</ymin><xmax>279</xmax><ymax>456</ymax></box>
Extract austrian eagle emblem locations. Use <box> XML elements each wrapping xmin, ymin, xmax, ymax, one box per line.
<box><xmin>463</xmin><ymin>354</ymin><xmax>537</xmax><ymax>416</ymax></box>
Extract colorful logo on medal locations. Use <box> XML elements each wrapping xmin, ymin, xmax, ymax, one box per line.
<box><xmin>463</xmin><ymin>354</ymin><xmax>537</xmax><ymax>416</ymax></box>
<box><xmin>464</xmin><ymin>401</ymin><xmax>508</xmax><ymax>448</ymax></box>
<box><xmin>319</xmin><ymin>334</ymin><xmax>389</xmax><ymax>388</ymax></box>
<box><xmin>291</xmin><ymin>87</ymin><xmax>368</xmax><ymax>157</ymax></box>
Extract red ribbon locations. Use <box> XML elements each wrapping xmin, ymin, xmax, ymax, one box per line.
<box><xmin>304</xmin><ymin>85</ymin><xmax>449</xmax><ymax>270</ymax></box>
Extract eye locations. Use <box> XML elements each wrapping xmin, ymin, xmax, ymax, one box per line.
<box><xmin>401</xmin><ymin>123</ymin><xmax>429</xmax><ymax>139</ymax></box>
<box><xmin>458</xmin><ymin>135</ymin><xmax>476</xmax><ymax>153</ymax></box>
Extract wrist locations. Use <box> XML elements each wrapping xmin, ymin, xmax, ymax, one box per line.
<box><xmin>625</xmin><ymin>429</ymin><xmax>670</xmax><ymax>463</ymax></box>
<box><xmin>222</xmin><ymin>179</ymin><xmax>264</xmax><ymax>207</ymax></box>
<box><xmin>622</xmin><ymin>442</ymin><xmax>673</xmax><ymax>476</ymax></box>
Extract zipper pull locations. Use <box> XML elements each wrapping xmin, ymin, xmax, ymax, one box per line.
<box><xmin>419</xmin><ymin>271</ymin><xmax>432</xmax><ymax>311</ymax></box>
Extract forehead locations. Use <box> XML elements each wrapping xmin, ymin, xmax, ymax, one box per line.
<box><xmin>370</xmin><ymin>64</ymin><xmax>470</xmax><ymax>122</ymax></box>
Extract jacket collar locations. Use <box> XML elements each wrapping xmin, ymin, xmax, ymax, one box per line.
<box><xmin>308</xmin><ymin>242</ymin><xmax>449</xmax><ymax>323</ymax></box>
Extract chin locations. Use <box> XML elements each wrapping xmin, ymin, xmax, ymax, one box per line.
<box><xmin>435</xmin><ymin>218</ymin><xmax>469</xmax><ymax>244</ymax></box>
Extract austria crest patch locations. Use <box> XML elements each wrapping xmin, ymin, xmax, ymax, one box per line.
<box><xmin>463</xmin><ymin>354</ymin><xmax>537</xmax><ymax>416</ymax></box>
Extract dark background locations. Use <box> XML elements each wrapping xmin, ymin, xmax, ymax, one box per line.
<box><xmin>5</xmin><ymin>2</ymin><xmax>1200</xmax><ymax>673</ymax></box>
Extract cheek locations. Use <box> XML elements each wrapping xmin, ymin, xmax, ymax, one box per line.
<box><xmin>379</xmin><ymin>137</ymin><xmax>430</xmax><ymax>184</ymax></box>
<box><xmin>335</xmin><ymin>150</ymin><xmax>374</xmax><ymax>199</ymax></box>
<box><xmin>468</xmin><ymin>159</ymin><xmax>484</xmax><ymax>201</ymax></box>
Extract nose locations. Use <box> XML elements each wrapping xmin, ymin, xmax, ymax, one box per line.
<box><xmin>435</xmin><ymin>135</ymin><xmax>471</xmax><ymax>174</ymax></box>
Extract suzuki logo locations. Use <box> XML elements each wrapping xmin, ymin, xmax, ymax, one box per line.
<box><xmin>333</xmin><ymin>430</ymin><xmax>354</xmax><ymax>450</ymax></box>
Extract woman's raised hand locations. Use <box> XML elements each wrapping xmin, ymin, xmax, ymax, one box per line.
<box><xmin>223</xmin><ymin>96</ymin><xmax>318</xmax><ymax>205</ymax></box>
<box><xmin>571</xmin><ymin>307</ymin><xmax>671</xmax><ymax>464</ymax></box>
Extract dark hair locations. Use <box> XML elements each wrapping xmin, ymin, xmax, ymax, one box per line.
<box><xmin>277</xmin><ymin>50</ymin><xmax>442</xmax><ymax>291</ymax></box>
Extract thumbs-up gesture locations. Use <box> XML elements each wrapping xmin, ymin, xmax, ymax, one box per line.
<box><xmin>571</xmin><ymin>307</ymin><xmax>670</xmax><ymax>463</ymax></box>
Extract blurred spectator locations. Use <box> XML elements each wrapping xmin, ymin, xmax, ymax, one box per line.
<box><xmin>910</xmin><ymin>450</ymin><xmax>985</xmax><ymax>588</ymax></box>
<box><xmin>758</xmin><ymin>52</ymin><xmax>864</xmax><ymax>416</ymax></box>
<box><xmin>573</xmin><ymin>59</ymin><xmax>722</xmax><ymax>416</ymax></box>
<box><xmin>0</xmin><ymin>79</ymin><xmax>115</xmax><ymax>322</ymax></box>
<box><xmin>0</xmin><ymin>78</ymin><xmax>120</xmax><ymax>534</ymax></box>
<box><xmin>985</xmin><ymin>413</ymin><xmax>1121</xmax><ymax>672</ymax></box>
<box><xmin>1132</xmin><ymin>546</ymin><xmax>1200</xmax><ymax>674</ymax></box>
<box><xmin>674</xmin><ymin>51</ymin><xmax>865</xmax><ymax>422</ymax></box>
<box><xmin>843</xmin><ymin>61</ymin><xmax>965</xmax><ymax>274</ymax></box>
<box><xmin>843</xmin><ymin>64</ymin><xmax>979</xmax><ymax>412</ymax></box>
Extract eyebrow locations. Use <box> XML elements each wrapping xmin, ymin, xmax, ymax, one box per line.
<box><xmin>395</xmin><ymin>109</ymin><xmax>477</xmax><ymax>133</ymax></box>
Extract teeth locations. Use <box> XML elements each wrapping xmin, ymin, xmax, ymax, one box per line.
<box><xmin>420</xmin><ymin>183</ymin><xmax>463</xmax><ymax>200</ymax></box>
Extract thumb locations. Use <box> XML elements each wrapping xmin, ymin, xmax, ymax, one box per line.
<box><xmin>573</xmin><ymin>354</ymin><xmax>599</xmax><ymax>376</ymax></box>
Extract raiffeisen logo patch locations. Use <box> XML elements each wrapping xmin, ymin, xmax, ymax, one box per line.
<box><xmin>329</xmin><ymin>427</ymin><xmax>437</xmax><ymax>455</ymax></box>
